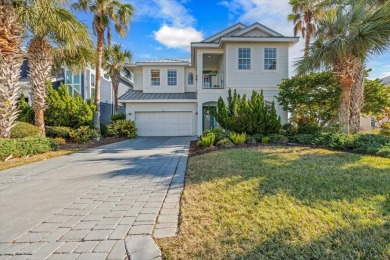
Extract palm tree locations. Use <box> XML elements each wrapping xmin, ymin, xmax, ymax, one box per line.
<box><xmin>15</xmin><ymin>0</ymin><xmax>93</xmax><ymax>135</ymax></box>
<box><xmin>72</xmin><ymin>0</ymin><xmax>134</xmax><ymax>132</ymax></box>
<box><xmin>288</xmin><ymin>0</ymin><xmax>324</xmax><ymax>57</ymax></box>
<box><xmin>103</xmin><ymin>44</ymin><xmax>132</xmax><ymax>113</ymax></box>
<box><xmin>0</xmin><ymin>0</ymin><xmax>23</xmax><ymax>138</ymax></box>
<box><xmin>297</xmin><ymin>0</ymin><xmax>390</xmax><ymax>134</ymax></box>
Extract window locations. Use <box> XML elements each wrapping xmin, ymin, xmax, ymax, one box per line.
<box><xmin>65</xmin><ymin>70</ymin><xmax>81</xmax><ymax>97</ymax></box>
<box><xmin>264</xmin><ymin>48</ymin><xmax>277</xmax><ymax>70</ymax></box>
<box><xmin>188</xmin><ymin>72</ymin><xmax>194</xmax><ymax>85</ymax></box>
<box><xmin>151</xmin><ymin>69</ymin><xmax>160</xmax><ymax>86</ymax></box>
<box><xmin>90</xmin><ymin>73</ymin><xmax>95</xmax><ymax>100</ymax></box>
<box><xmin>238</xmin><ymin>48</ymin><xmax>251</xmax><ymax>70</ymax></box>
<box><xmin>167</xmin><ymin>69</ymin><xmax>177</xmax><ymax>86</ymax></box>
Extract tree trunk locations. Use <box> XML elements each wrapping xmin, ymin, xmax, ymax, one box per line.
<box><xmin>28</xmin><ymin>37</ymin><xmax>53</xmax><ymax>136</ymax></box>
<box><xmin>94</xmin><ymin>28</ymin><xmax>104</xmax><ymax>133</ymax></box>
<box><xmin>112</xmin><ymin>70</ymin><xmax>121</xmax><ymax>113</ymax></box>
<box><xmin>0</xmin><ymin>2</ymin><xmax>23</xmax><ymax>138</ymax></box>
<box><xmin>304</xmin><ymin>31</ymin><xmax>310</xmax><ymax>58</ymax></box>
<box><xmin>339</xmin><ymin>79</ymin><xmax>353</xmax><ymax>134</ymax></box>
<box><xmin>349</xmin><ymin>61</ymin><xmax>365</xmax><ymax>133</ymax></box>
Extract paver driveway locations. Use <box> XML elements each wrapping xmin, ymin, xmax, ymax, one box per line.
<box><xmin>0</xmin><ymin>137</ymin><xmax>193</xmax><ymax>260</ymax></box>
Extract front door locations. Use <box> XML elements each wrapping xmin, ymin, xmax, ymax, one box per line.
<box><xmin>203</xmin><ymin>106</ymin><xmax>217</xmax><ymax>131</ymax></box>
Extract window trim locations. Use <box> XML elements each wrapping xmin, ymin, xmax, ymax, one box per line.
<box><xmin>151</xmin><ymin>69</ymin><xmax>161</xmax><ymax>86</ymax></box>
<box><xmin>238</xmin><ymin>47</ymin><xmax>251</xmax><ymax>71</ymax></box>
<box><xmin>90</xmin><ymin>72</ymin><xmax>95</xmax><ymax>100</ymax></box>
<box><xmin>167</xmin><ymin>69</ymin><xmax>177</xmax><ymax>86</ymax></box>
<box><xmin>263</xmin><ymin>47</ymin><xmax>278</xmax><ymax>71</ymax></box>
<box><xmin>65</xmin><ymin>69</ymin><xmax>82</xmax><ymax>97</ymax></box>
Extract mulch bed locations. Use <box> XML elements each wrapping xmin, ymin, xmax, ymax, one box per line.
<box><xmin>189</xmin><ymin>140</ymin><xmax>293</xmax><ymax>157</ymax></box>
<box><xmin>59</xmin><ymin>137</ymin><xmax>128</xmax><ymax>151</ymax></box>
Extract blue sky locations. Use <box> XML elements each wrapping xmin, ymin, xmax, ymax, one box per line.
<box><xmin>74</xmin><ymin>0</ymin><xmax>390</xmax><ymax>79</ymax></box>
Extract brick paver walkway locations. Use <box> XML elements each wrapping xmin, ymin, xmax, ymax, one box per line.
<box><xmin>0</xmin><ymin>137</ymin><xmax>193</xmax><ymax>260</ymax></box>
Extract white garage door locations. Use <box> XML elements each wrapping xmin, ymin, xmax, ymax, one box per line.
<box><xmin>135</xmin><ymin>112</ymin><xmax>193</xmax><ymax>136</ymax></box>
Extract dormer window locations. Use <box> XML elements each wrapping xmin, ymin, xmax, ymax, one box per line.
<box><xmin>238</xmin><ymin>48</ymin><xmax>251</xmax><ymax>70</ymax></box>
<box><xmin>188</xmin><ymin>72</ymin><xmax>194</xmax><ymax>85</ymax></box>
<box><xmin>151</xmin><ymin>69</ymin><xmax>160</xmax><ymax>86</ymax></box>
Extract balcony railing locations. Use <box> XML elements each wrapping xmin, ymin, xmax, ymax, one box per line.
<box><xmin>203</xmin><ymin>74</ymin><xmax>224</xmax><ymax>89</ymax></box>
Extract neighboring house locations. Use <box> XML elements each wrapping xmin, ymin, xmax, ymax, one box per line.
<box><xmin>360</xmin><ymin>75</ymin><xmax>390</xmax><ymax>129</ymax></box>
<box><xmin>119</xmin><ymin>22</ymin><xmax>298</xmax><ymax>136</ymax></box>
<box><xmin>19</xmin><ymin>59</ymin><xmax>134</xmax><ymax>124</ymax></box>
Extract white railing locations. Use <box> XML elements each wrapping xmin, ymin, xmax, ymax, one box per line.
<box><xmin>203</xmin><ymin>74</ymin><xmax>224</xmax><ymax>89</ymax></box>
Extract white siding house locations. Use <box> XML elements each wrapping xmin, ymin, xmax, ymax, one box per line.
<box><xmin>119</xmin><ymin>23</ymin><xmax>298</xmax><ymax>136</ymax></box>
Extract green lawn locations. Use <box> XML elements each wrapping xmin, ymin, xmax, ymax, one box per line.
<box><xmin>157</xmin><ymin>147</ymin><xmax>390</xmax><ymax>259</ymax></box>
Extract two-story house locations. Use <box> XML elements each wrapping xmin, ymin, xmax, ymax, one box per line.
<box><xmin>20</xmin><ymin>60</ymin><xmax>134</xmax><ymax>124</ymax></box>
<box><xmin>119</xmin><ymin>23</ymin><xmax>298</xmax><ymax>136</ymax></box>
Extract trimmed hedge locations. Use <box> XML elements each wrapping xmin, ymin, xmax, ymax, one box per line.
<box><xmin>46</xmin><ymin>126</ymin><xmax>71</xmax><ymax>138</ymax></box>
<box><xmin>10</xmin><ymin>122</ymin><xmax>41</xmax><ymax>138</ymax></box>
<box><xmin>0</xmin><ymin>137</ymin><xmax>59</xmax><ymax>161</ymax></box>
<box><xmin>107</xmin><ymin>120</ymin><xmax>137</xmax><ymax>138</ymax></box>
<box><xmin>290</xmin><ymin>133</ymin><xmax>390</xmax><ymax>157</ymax></box>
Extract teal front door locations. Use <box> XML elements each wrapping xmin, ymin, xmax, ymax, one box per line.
<box><xmin>203</xmin><ymin>106</ymin><xmax>216</xmax><ymax>131</ymax></box>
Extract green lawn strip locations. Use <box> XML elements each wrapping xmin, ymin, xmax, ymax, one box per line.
<box><xmin>157</xmin><ymin>147</ymin><xmax>390</xmax><ymax>259</ymax></box>
<box><xmin>0</xmin><ymin>149</ymin><xmax>78</xmax><ymax>171</ymax></box>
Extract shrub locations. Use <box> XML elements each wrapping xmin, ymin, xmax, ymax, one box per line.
<box><xmin>228</xmin><ymin>132</ymin><xmax>246</xmax><ymax>145</ymax></box>
<box><xmin>0</xmin><ymin>137</ymin><xmax>59</xmax><ymax>161</ymax></box>
<box><xmin>297</xmin><ymin>122</ymin><xmax>320</xmax><ymax>134</ymax></box>
<box><xmin>261</xmin><ymin>136</ymin><xmax>271</xmax><ymax>143</ymax></box>
<box><xmin>45</xmin><ymin>84</ymin><xmax>94</xmax><ymax>128</ymax></box>
<box><xmin>282</xmin><ymin>123</ymin><xmax>297</xmax><ymax>136</ymax></box>
<box><xmin>54</xmin><ymin>137</ymin><xmax>66</xmax><ymax>144</ymax></box>
<box><xmin>111</xmin><ymin>113</ymin><xmax>126</xmax><ymax>122</ymax></box>
<box><xmin>380</xmin><ymin>122</ymin><xmax>390</xmax><ymax>136</ymax></box>
<box><xmin>69</xmin><ymin>126</ymin><xmax>99</xmax><ymax>143</ymax></box>
<box><xmin>246</xmin><ymin>135</ymin><xmax>257</xmax><ymax>144</ymax></box>
<box><xmin>202</xmin><ymin>128</ymin><xmax>226</xmax><ymax>144</ymax></box>
<box><xmin>10</xmin><ymin>122</ymin><xmax>41</xmax><ymax>138</ymax></box>
<box><xmin>216</xmin><ymin>138</ymin><xmax>234</xmax><ymax>148</ymax></box>
<box><xmin>107</xmin><ymin>120</ymin><xmax>137</xmax><ymax>138</ymax></box>
<box><xmin>213</xmin><ymin>89</ymin><xmax>282</xmax><ymax>135</ymax></box>
<box><xmin>100</xmin><ymin>122</ymin><xmax>108</xmax><ymax>137</ymax></box>
<box><xmin>45</xmin><ymin>126</ymin><xmax>71</xmax><ymax>138</ymax></box>
<box><xmin>253</xmin><ymin>134</ymin><xmax>263</xmax><ymax>143</ymax></box>
<box><xmin>197</xmin><ymin>132</ymin><xmax>216</xmax><ymax>147</ymax></box>
<box><xmin>17</xmin><ymin>95</ymin><xmax>35</xmax><ymax>124</ymax></box>
<box><xmin>269</xmin><ymin>134</ymin><xmax>289</xmax><ymax>143</ymax></box>
<box><xmin>354</xmin><ymin>134</ymin><xmax>390</xmax><ymax>154</ymax></box>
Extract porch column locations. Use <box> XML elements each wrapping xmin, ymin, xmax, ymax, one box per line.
<box><xmin>197</xmin><ymin>52</ymin><xmax>203</xmax><ymax>90</ymax></box>
<box><xmin>197</xmin><ymin>52</ymin><xmax>203</xmax><ymax>136</ymax></box>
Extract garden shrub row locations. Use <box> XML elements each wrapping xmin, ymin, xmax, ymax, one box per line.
<box><xmin>290</xmin><ymin>132</ymin><xmax>390</xmax><ymax>157</ymax></box>
<box><xmin>10</xmin><ymin>122</ymin><xmax>41</xmax><ymax>138</ymax></box>
<box><xmin>0</xmin><ymin>137</ymin><xmax>59</xmax><ymax>161</ymax></box>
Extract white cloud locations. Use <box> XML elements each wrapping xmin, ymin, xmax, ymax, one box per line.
<box><xmin>220</xmin><ymin>0</ymin><xmax>304</xmax><ymax>75</ymax></box>
<box><xmin>129</xmin><ymin>0</ymin><xmax>202</xmax><ymax>50</ymax></box>
<box><xmin>154</xmin><ymin>25</ymin><xmax>203</xmax><ymax>50</ymax></box>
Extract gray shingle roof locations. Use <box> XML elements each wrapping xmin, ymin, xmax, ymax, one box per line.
<box><xmin>119</xmin><ymin>90</ymin><xmax>197</xmax><ymax>101</ymax></box>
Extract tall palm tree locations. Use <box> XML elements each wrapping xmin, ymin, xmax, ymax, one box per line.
<box><xmin>72</xmin><ymin>0</ymin><xmax>134</xmax><ymax>132</ymax></box>
<box><xmin>15</xmin><ymin>0</ymin><xmax>93</xmax><ymax>135</ymax></box>
<box><xmin>0</xmin><ymin>0</ymin><xmax>23</xmax><ymax>138</ymax></box>
<box><xmin>297</xmin><ymin>0</ymin><xmax>390</xmax><ymax>134</ymax></box>
<box><xmin>103</xmin><ymin>44</ymin><xmax>132</xmax><ymax>113</ymax></box>
<box><xmin>288</xmin><ymin>0</ymin><xmax>324</xmax><ymax>57</ymax></box>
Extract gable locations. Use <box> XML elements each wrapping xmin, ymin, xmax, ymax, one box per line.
<box><xmin>240</xmin><ymin>28</ymin><xmax>271</xmax><ymax>37</ymax></box>
<box><xmin>202</xmin><ymin>23</ymin><xmax>247</xmax><ymax>43</ymax></box>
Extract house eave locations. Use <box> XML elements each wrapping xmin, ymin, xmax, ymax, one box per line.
<box><xmin>219</xmin><ymin>37</ymin><xmax>299</xmax><ymax>47</ymax></box>
<box><xmin>119</xmin><ymin>99</ymin><xmax>197</xmax><ymax>103</ymax></box>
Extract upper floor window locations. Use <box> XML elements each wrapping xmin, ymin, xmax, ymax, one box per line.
<box><xmin>188</xmin><ymin>72</ymin><xmax>194</xmax><ymax>85</ymax></box>
<box><xmin>151</xmin><ymin>69</ymin><xmax>160</xmax><ymax>86</ymax></box>
<box><xmin>264</xmin><ymin>48</ymin><xmax>277</xmax><ymax>70</ymax></box>
<box><xmin>238</xmin><ymin>48</ymin><xmax>251</xmax><ymax>70</ymax></box>
<box><xmin>65</xmin><ymin>70</ymin><xmax>81</xmax><ymax>97</ymax></box>
<box><xmin>90</xmin><ymin>73</ymin><xmax>95</xmax><ymax>100</ymax></box>
<box><xmin>168</xmin><ymin>69</ymin><xmax>177</xmax><ymax>86</ymax></box>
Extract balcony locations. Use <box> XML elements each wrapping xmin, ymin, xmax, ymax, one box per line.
<box><xmin>202</xmin><ymin>74</ymin><xmax>224</xmax><ymax>89</ymax></box>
